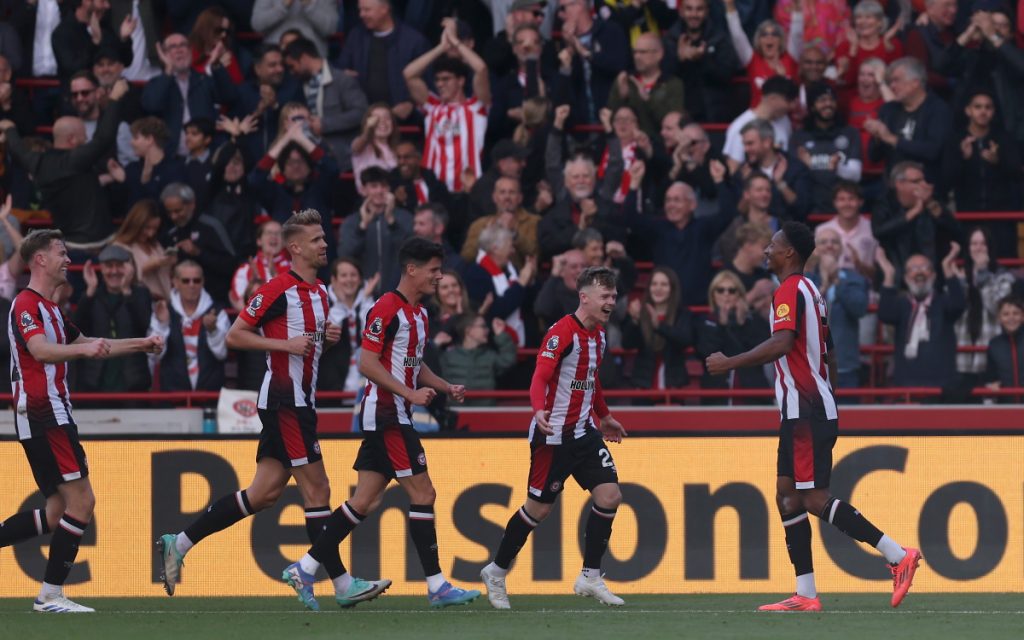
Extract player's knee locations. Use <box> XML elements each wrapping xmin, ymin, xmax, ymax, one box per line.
<box><xmin>801</xmin><ymin>493</ymin><xmax>828</xmax><ymax>517</ymax></box>
<box><xmin>248</xmin><ymin>485</ymin><xmax>283</xmax><ymax>511</ymax></box>
<box><xmin>365</xmin><ymin>492</ymin><xmax>384</xmax><ymax>514</ymax></box>
<box><xmin>776</xmin><ymin>491</ymin><xmax>803</xmax><ymax>514</ymax></box>
<box><xmin>526</xmin><ymin>502</ymin><xmax>553</xmax><ymax>521</ymax></box>
<box><xmin>305</xmin><ymin>478</ymin><xmax>331</xmax><ymax>506</ymax></box>
<box><xmin>410</xmin><ymin>483</ymin><xmax>436</xmax><ymax>506</ymax></box>
<box><xmin>595</xmin><ymin>486</ymin><xmax>622</xmax><ymax>510</ymax></box>
<box><xmin>67</xmin><ymin>490</ymin><xmax>96</xmax><ymax>521</ymax></box>
<box><xmin>593</xmin><ymin>483</ymin><xmax>622</xmax><ymax>509</ymax></box>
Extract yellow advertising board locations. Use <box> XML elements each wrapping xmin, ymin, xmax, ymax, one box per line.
<box><xmin>0</xmin><ymin>437</ymin><xmax>1019</xmax><ymax>597</ymax></box>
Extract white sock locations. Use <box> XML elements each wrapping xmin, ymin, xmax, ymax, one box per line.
<box><xmin>39</xmin><ymin>582</ymin><xmax>62</xmax><ymax>600</ymax></box>
<box><xmin>425</xmin><ymin>572</ymin><xmax>447</xmax><ymax>592</ymax></box>
<box><xmin>332</xmin><ymin>572</ymin><xmax>352</xmax><ymax>593</ymax></box>
<box><xmin>876</xmin><ymin>535</ymin><xmax>906</xmax><ymax>564</ymax></box>
<box><xmin>484</xmin><ymin>562</ymin><xmax>508</xmax><ymax>577</ymax></box>
<box><xmin>795</xmin><ymin>572</ymin><xmax>817</xmax><ymax>598</ymax></box>
<box><xmin>581</xmin><ymin>567</ymin><xmax>600</xmax><ymax>579</ymax></box>
<box><xmin>298</xmin><ymin>553</ymin><xmax>320</xmax><ymax>576</ymax></box>
<box><xmin>175</xmin><ymin>532</ymin><xmax>193</xmax><ymax>555</ymax></box>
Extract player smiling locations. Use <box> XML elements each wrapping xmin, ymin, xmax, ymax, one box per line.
<box><xmin>480</xmin><ymin>266</ymin><xmax>628</xmax><ymax>609</ymax></box>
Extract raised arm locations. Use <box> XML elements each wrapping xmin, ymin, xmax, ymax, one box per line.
<box><xmin>403</xmin><ymin>41</ymin><xmax>447</xmax><ymax>107</ymax></box>
<box><xmin>452</xmin><ymin>31</ymin><xmax>491</xmax><ymax>106</ymax></box>
<box><xmin>725</xmin><ymin>0</ymin><xmax>754</xmax><ymax>66</ymax></box>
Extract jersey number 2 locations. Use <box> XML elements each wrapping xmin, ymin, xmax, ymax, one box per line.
<box><xmin>598</xmin><ymin>448</ymin><xmax>616</xmax><ymax>471</ymax></box>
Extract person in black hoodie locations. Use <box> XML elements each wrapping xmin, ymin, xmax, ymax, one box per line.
<box><xmin>622</xmin><ymin>267</ymin><xmax>693</xmax><ymax>393</ymax></box>
<box><xmin>73</xmin><ymin>244</ymin><xmax>152</xmax><ymax>394</ymax></box>
<box><xmin>789</xmin><ymin>82</ymin><xmax>863</xmax><ymax>213</ymax></box>
<box><xmin>984</xmin><ymin>295</ymin><xmax>1024</xmax><ymax>403</ymax></box>
<box><xmin>207</xmin><ymin>121</ymin><xmax>263</xmax><ymax>260</ymax></box>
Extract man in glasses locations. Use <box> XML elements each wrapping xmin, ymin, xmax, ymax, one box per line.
<box><xmin>142</xmin><ymin>32</ymin><xmax>238</xmax><ymax>157</ymax></box>
<box><xmin>404</xmin><ymin>19</ymin><xmax>491</xmax><ymax>193</ymax></box>
<box><xmin>871</xmin><ymin>161</ymin><xmax>961</xmax><ymax>273</ymax></box>
<box><xmin>159</xmin><ymin>182</ymin><xmax>236</xmax><ymax>303</ymax></box>
<box><xmin>148</xmin><ymin>260</ymin><xmax>230</xmax><ymax>393</ymax></box>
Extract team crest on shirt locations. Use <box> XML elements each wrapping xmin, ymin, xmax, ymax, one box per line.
<box><xmin>246</xmin><ymin>294</ymin><xmax>264</xmax><ymax>317</ymax></box>
<box><xmin>19</xmin><ymin>311</ymin><xmax>37</xmax><ymax>331</ymax></box>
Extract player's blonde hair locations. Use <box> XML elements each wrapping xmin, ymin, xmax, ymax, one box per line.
<box><xmin>282</xmin><ymin>209</ymin><xmax>322</xmax><ymax>242</ymax></box>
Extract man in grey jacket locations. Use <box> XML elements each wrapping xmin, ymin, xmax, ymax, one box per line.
<box><xmin>283</xmin><ymin>37</ymin><xmax>367</xmax><ymax>171</ymax></box>
<box><xmin>338</xmin><ymin>167</ymin><xmax>412</xmax><ymax>297</ymax></box>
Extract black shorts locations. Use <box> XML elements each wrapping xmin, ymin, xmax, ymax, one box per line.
<box><xmin>21</xmin><ymin>423</ymin><xmax>90</xmax><ymax>498</ymax></box>
<box><xmin>353</xmin><ymin>423</ymin><xmax>427</xmax><ymax>479</ymax></box>
<box><xmin>257</xmin><ymin>406</ymin><xmax>322</xmax><ymax>468</ymax></box>
<box><xmin>527</xmin><ymin>429</ymin><xmax>618</xmax><ymax>504</ymax></box>
<box><xmin>777</xmin><ymin>416</ymin><xmax>838</xmax><ymax>489</ymax></box>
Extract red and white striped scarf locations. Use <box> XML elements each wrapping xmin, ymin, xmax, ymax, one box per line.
<box><xmin>476</xmin><ymin>250</ymin><xmax>526</xmax><ymax>346</ymax></box>
<box><xmin>597</xmin><ymin>141</ymin><xmax>637</xmax><ymax>204</ymax></box>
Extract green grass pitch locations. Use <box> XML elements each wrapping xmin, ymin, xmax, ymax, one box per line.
<box><xmin>0</xmin><ymin>595</ymin><xmax>1020</xmax><ymax>639</ymax></box>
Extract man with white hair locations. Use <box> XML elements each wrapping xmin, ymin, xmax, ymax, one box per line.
<box><xmin>624</xmin><ymin>178</ymin><xmax>737</xmax><ymax>305</ymax></box>
<box><xmin>537</xmin><ymin>154</ymin><xmax>623</xmax><ymax>259</ymax></box>
<box><xmin>160</xmin><ymin>182</ymin><xmax>236</xmax><ymax>303</ymax></box>
<box><xmin>462</xmin><ymin>225</ymin><xmax>537</xmax><ymax>346</ymax></box>
<box><xmin>864</xmin><ymin>57</ymin><xmax>951</xmax><ymax>184</ymax></box>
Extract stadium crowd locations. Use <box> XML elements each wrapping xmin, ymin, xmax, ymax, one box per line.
<box><xmin>2</xmin><ymin>0</ymin><xmax>1024</xmax><ymax>409</ymax></box>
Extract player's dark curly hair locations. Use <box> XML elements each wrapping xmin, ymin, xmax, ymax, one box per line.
<box><xmin>782</xmin><ymin>221</ymin><xmax>815</xmax><ymax>264</ymax></box>
<box><xmin>399</xmin><ymin>236</ymin><xmax>444</xmax><ymax>268</ymax></box>
<box><xmin>577</xmin><ymin>266</ymin><xmax>617</xmax><ymax>292</ymax></box>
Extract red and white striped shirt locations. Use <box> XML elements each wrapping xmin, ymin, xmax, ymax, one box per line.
<box><xmin>421</xmin><ymin>93</ymin><xmax>488</xmax><ymax>192</ymax></box>
<box><xmin>771</xmin><ymin>274</ymin><xmax>837</xmax><ymax>420</ymax></box>
<box><xmin>9</xmin><ymin>288</ymin><xmax>81</xmax><ymax>440</ymax></box>
<box><xmin>230</xmin><ymin>250</ymin><xmax>292</xmax><ymax>307</ymax></box>
<box><xmin>529</xmin><ymin>314</ymin><xmax>609</xmax><ymax>445</ymax></box>
<box><xmin>240</xmin><ymin>271</ymin><xmax>330</xmax><ymax>409</ymax></box>
<box><xmin>359</xmin><ymin>290</ymin><xmax>429</xmax><ymax>431</ymax></box>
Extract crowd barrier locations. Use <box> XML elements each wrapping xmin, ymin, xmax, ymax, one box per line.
<box><xmin>0</xmin><ymin>430</ymin><xmax>1019</xmax><ymax>597</ymax></box>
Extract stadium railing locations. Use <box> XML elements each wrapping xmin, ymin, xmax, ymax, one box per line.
<box><xmin>0</xmin><ymin>386</ymin><xmax>1019</xmax><ymax>408</ymax></box>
